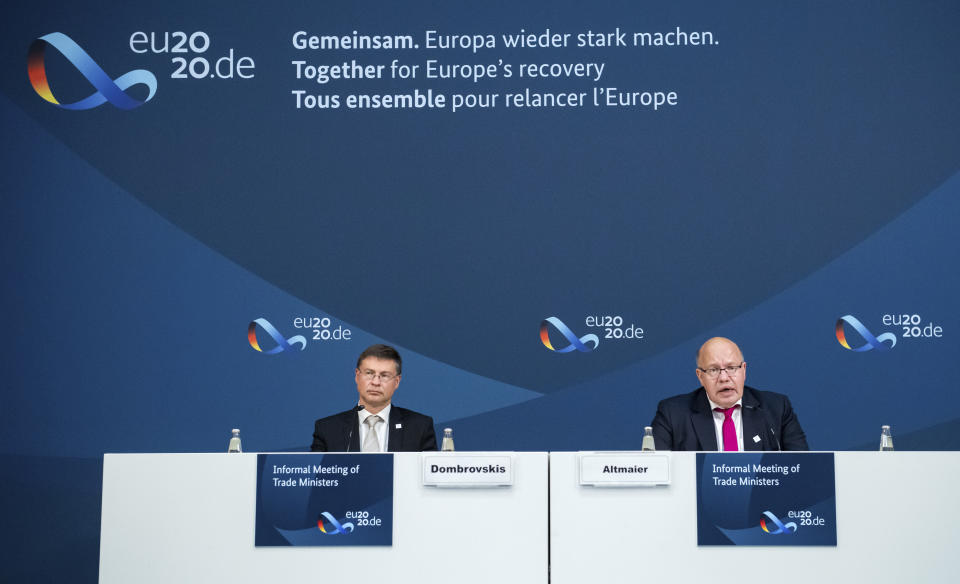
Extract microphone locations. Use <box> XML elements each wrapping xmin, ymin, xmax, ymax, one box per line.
<box><xmin>768</xmin><ymin>426</ymin><xmax>782</xmax><ymax>451</ymax></box>
<box><xmin>345</xmin><ymin>404</ymin><xmax>365</xmax><ymax>452</ymax></box>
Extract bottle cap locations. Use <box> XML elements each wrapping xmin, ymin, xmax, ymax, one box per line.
<box><xmin>232</xmin><ymin>428</ymin><xmax>240</xmax><ymax>433</ymax></box>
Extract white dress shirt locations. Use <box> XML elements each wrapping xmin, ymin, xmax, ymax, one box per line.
<box><xmin>706</xmin><ymin>397</ymin><xmax>744</xmax><ymax>451</ymax></box>
<box><xmin>358</xmin><ymin>404</ymin><xmax>391</xmax><ymax>452</ymax></box>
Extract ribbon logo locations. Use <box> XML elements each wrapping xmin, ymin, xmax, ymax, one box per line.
<box><xmin>760</xmin><ymin>511</ymin><xmax>798</xmax><ymax>534</ymax></box>
<box><xmin>540</xmin><ymin>316</ymin><xmax>599</xmax><ymax>353</ymax></box>
<box><xmin>28</xmin><ymin>32</ymin><xmax>157</xmax><ymax>110</ymax></box>
<box><xmin>835</xmin><ymin>315</ymin><xmax>896</xmax><ymax>352</ymax></box>
<box><xmin>317</xmin><ymin>511</ymin><xmax>354</xmax><ymax>534</ymax></box>
<box><xmin>248</xmin><ymin>318</ymin><xmax>307</xmax><ymax>354</ymax></box>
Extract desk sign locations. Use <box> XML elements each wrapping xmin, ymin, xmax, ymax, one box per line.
<box><xmin>696</xmin><ymin>452</ymin><xmax>837</xmax><ymax>546</ymax></box>
<box><xmin>578</xmin><ymin>452</ymin><xmax>671</xmax><ymax>486</ymax></box>
<box><xmin>255</xmin><ymin>453</ymin><xmax>394</xmax><ymax>547</ymax></box>
<box><xmin>422</xmin><ymin>454</ymin><xmax>513</xmax><ymax>487</ymax></box>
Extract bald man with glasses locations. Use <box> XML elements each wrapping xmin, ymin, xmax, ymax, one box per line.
<box><xmin>650</xmin><ymin>337</ymin><xmax>808</xmax><ymax>451</ymax></box>
<box><xmin>311</xmin><ymin>344</ymin><xmax>437</xmax><ymax>452</ymax></box>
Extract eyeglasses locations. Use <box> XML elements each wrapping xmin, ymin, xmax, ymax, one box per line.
<box><xmin>360</xmin><ymin>370</ymin><xmax>398</xmax><ymax>383</ymax></box>
<box><xmin>697</xmin><ymin>363</ymin><xmax>744</xmax><ymax>378</ymax></box>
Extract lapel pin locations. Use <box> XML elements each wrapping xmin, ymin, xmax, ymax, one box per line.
<box><xmin>753</xmin><ymin>435</ymin><xmax>761</xmax><ymax>443</ymax></box>
<box><xmin>395</xmin><ymin>423</ymin><xmax>402</xmax><ymax>429</ymax></box>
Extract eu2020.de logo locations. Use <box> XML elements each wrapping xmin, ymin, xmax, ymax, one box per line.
<box><xmin>28</xmin><ymin>32</ymin><xmax>157</xmax><ymax>110</ymax></box>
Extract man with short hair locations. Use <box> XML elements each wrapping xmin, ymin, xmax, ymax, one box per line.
<box><xmin>650</xmin><ymin>337</ymin><xmax>808</xmax><ymax>451</ymax></box>
<box><xmin>310</xmin><ymin>344</ymin><xmax>437</xmax><ymax>452</ymax></box>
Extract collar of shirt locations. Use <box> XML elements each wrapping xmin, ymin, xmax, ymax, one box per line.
<box><xmin>706</xmin><ymin>398</ymin><xmax>743</xmax><ymax>451</ymax></box>
<box><xmin>358</xmin><ymin>404</ymin><xmax>391</xmax><ymax>451</ymax></box>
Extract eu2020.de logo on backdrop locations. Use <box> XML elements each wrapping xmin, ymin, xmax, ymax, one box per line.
<box><xmin>539</xmin><ymin>314</ymin><xmax>644</xmax><ymax>354</ymax></box>
<box><xmin>835</xmin><ymin>313</ymin><xmax>944</xmax><ymax>352</ymax></box>
<box><xmin>28</xmin><ymin>32</ymin><xmax>157</xmax><ymax>110</ymax></box>
<box><xmin>29</xmin><ymin>30</ymin><xmax>257</xmax><ymax>110</ymax></box>
<box><xmin>248</xmin><ymin>315</ymin><xmax>353</xmax><ymax>354</ymax></box>
<box><xmin>248</xmin><ymin>318</ymin><xmax>307</xmax><ymax>354</ymax></box>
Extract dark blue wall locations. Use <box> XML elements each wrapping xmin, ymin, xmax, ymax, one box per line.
<box><xmin>2</xmin><ymin>1</ymin><xmax>959</xmax><ymax>580</ymax></box>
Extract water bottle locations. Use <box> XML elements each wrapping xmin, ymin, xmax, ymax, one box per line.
<box><xmin>879</xmin><ymin>425</ymin><xmax>894</xmax><ymax>451</ymax></box>
<box><xmin>441</xmin><ymin>428</ymin><xmax>455</xmax><ymax>452</ymax></box>
<box><xmin>228</xmin><ymin>428</ymin><xmax>242</xmax><ymax>453</ymax></box>
<box><xmin>641</xmin><ymin>426</ymin><xmax>656</xmax><ymax>452</ymax></box>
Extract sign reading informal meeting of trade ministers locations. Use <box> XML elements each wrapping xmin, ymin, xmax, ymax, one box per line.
<box><xmin>255</xmin><ymin>454</ymin><xmax>394</xmax><ymax>546</ymax></box>
<box><xmin>696</xmin><ymin>453</ymin><xmax>837</xmax><ymax>546</ymax></box>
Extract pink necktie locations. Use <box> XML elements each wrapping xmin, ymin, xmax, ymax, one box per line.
<box><xmin>716</xmin><ymin>407</ymin><xmax>739</xmax><ymax>451</ymax></box>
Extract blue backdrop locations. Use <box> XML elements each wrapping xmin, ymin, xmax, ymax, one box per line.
<box><xmin>2</xmin><ymin>1</ymin><xmax>959</xmax><ymax>580</ymax></box>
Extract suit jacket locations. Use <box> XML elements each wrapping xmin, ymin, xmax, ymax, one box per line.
<box><xmin>651</xmin><ymin>386</ymin><xmax>808</xmax><ymax>451</ymax></box>
<box><xmin>310</xmin><ymin>405</ymin><xmax>438</xmax><ymax>452</ymax></box>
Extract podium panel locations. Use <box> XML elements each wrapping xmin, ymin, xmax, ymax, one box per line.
<box><xmin>102</xmin><ymin>451</ymin><xmax>958</xmax><ymax>583</ymax></box>
<box><xmin>549</xmin><ymin>452</ymin><xmax>960</xmax><ymax>583</ymax></box>
<box><xmin>99</xmin><ymin>452</ymin><xmax>548</xmax><ymax>584</ymax></box>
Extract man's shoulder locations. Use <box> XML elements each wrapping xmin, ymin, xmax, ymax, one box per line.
<box><xmin>389</xmin><ymin>406</ymin><xmax>433</xmax><ymax>424</ymax></box>
<box><xmin>743</xmin><ymin>386</ymin><xmax>792</xmax><ymax>407</ymax></box>
<box><xmin>314</xmin><ymin>408</ymin><xmax>356</xmax><ymax>426</ymax></box>
<box><xmin>658</xmin><ymin>388</ymin><xmax>706</xmax><ymax>409</ymax></box>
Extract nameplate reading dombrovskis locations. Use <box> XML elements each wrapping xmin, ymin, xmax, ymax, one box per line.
<box><xmin>696</xmin><ymin>452</ymin><xmax>837</xmax><ymax>546</ymax></box>
<box><xmin>422</xmin><ymin>454</ymin><xmax>513</xmax><ymax>487</ymax></box>
<box><xmin>578</xmin><ymin>452</ymin><xmax>671</xmax><ymax>486</ymax></box>
<box><xmin>255</xmin><ymin>453</ymin><xmax>394</xmax><ymax>546</ymax></box>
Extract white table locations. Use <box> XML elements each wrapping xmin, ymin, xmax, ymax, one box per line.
<box><xmin>99</xmin><ymin>452</ymin><xmax>548</xmax><ymax>584</ymax></box>
<box><xmin>549</xmin><ymin>451</ymin><xmax>960</xmax><ymax>583</ymax></box>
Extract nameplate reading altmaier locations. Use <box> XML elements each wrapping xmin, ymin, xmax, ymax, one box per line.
<box><xmin>422</xmin><ymin>454</ymin><xmax>514</xmax><ymax>487</ymax></box>
<box><xmin>578</xmin><ymin>452</ymin><xmax>671</xmax><ymax>486</ymax></box>
<box><xmin>255</xmin><ymin>453</ymin><xmax>394</xmax><ymax>546</ymax></box>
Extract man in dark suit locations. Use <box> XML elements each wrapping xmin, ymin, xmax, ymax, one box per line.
<box><xmin>651</xmin><ymin>337</ymin><xmax>808</xmax><ymax>451</ymax></box>
<box><xmin>311</xmin><ymin>344</ymin><xmax>437</xmax><ymax>452</ymax></box>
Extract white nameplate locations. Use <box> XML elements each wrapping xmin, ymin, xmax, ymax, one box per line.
<box><xmin>578</xmin><ymin>452</ymin><xmax>671</xmax><ymax>487</ymax></box>
<box><xmin>422</xmin><ymin>454</ymin><xmax>514</xmax><ymax>488</ymax></box>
